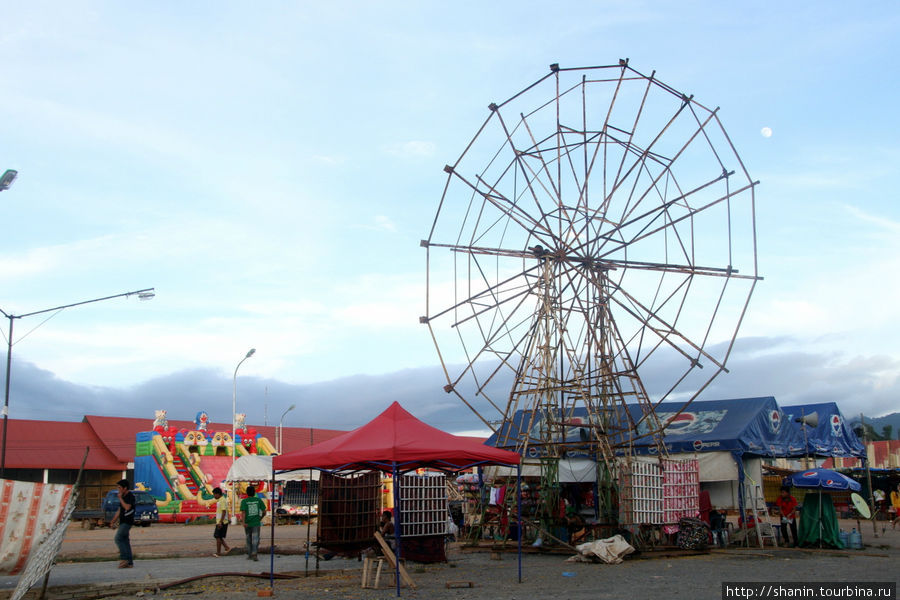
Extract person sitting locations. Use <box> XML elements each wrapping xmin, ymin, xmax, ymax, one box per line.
<box><xmin>565</xmin><ymin>510</ymin><xmax>587</xmax><ymax>545</ymax></box>
<box><xmin>709</xmin><ymin>509</ymin><xmax>728</xmax><ymax>546</ymax></box>
<box><xmin>378</xmin><ymin>510</ymin><xmax>396</xmax><ymax>552</ymax></box>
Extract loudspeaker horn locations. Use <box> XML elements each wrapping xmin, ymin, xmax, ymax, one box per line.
<box><xmin>794</xmin><ymin>412</ymin><xmax>819</xmax><ymax>428</ymax></box>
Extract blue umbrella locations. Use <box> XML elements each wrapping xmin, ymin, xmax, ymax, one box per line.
<box><xmin>785</xmin><ymin>468</ymin><xmax>861</xmax><ymax>491</ymax></box>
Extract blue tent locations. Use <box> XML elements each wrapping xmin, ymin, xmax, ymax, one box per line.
<box><xmin>783</xmin><ymin>402</ymin><xmax>866</xmax><ymax>459</ymax></box>
<box><xmin>630</xmin><ymin>397</ymin><xmax>807</xmax><ymax>457</ymax></box>
<box><xmin>486</xmin><ymin>397</ymin><xmax>807</xmax><ymax>458</ymax></box>
<box><xmin>486</xmin><ymin>397</ymin><xmax>807</xmax><ymax>519</ymax></box>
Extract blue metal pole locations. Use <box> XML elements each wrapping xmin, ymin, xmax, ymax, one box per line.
<box><xmin>392</xmin><ymin>464</ymin><xmax>401</xmax><ymax>597</ymax></box>
<box><xmin>269</xmin><ymin>464</ymin><xmax>275</xmax><ymax>590</ymax></box>
<box><xmin>517</xmin><ymin>462</ymin><xmax>522</xmax><ymax>583</ymax></box>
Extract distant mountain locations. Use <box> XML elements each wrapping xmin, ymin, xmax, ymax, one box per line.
<box><xmin>849</xmin><ymin>412</ymin><xmax>900</xmax><ymax>441</ymax></box>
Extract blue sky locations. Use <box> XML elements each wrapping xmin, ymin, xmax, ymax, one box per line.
<box><xmin>1</xmin><ymin>2</ymin><xmax>898</xmax><ymax>433</ymax></box>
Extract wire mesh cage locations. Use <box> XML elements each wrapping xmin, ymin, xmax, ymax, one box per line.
<box><xmin>317</xmin><ymin>472</ymin><xmax>380</xmax><ymax>553</ymax></box>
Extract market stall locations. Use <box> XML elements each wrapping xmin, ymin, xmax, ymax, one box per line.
<box><xmin>273</xmin><ymin>402</ymin><xmax>521</xmax><ymax>596</ymax></box>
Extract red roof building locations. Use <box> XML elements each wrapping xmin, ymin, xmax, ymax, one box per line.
<box><xmin>0</xmin><ymin>415</ymin><xmax>346</xmax><ymax>483</ymax></box>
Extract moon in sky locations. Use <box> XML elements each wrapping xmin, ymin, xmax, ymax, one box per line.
<box><xmin>761</xmin><ymin>126</ymin><xmax>773</xmax><ymax>138</ymax></box>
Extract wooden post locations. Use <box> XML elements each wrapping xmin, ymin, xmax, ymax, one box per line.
<box><xmin>860</xmin><ymin>413</ymin><xmax>878</xmax><ymax>538</ymax></box>
<box><xmin>374</xmin><ymin>531</ymin><xmax>416</xmax><ymax>589</ymax></box>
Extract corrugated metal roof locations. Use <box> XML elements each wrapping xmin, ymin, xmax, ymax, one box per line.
<box><xmin>0</xmin><ymin>419</ymin><xmax>125</xmax><ymax>470</ymax></box>
<box><xmin>83</xmin><ymin>415</ymin><xmax>203</xmax><ymax>463</ymax></box>
<box><xmin>1</xmin><ymin>415</ymin><xmax>348</xmax><ymax>471</ymax></box>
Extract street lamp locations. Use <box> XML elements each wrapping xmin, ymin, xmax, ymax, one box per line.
<box><xmin>231</xmin><ymin>348</ymin><xmax>255</xmax><ymax>524</ymax></box>
<box><xmin>278</xmin><ymin>404</ymin><xmax>296</xmax><ymax>454</ymax></box>
<box><xmin>0</xmin><ymin>287</ymin><xmax>155</xmax><ymax>477</ymax></box>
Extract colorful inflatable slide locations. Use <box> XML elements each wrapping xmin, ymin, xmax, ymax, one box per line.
<box><xmin>134</xmin><ymin>410</ymin><xmax>276</xmax><ymax>522</ymax></box>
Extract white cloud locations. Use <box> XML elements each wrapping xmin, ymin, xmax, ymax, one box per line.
<box><xmin>843</xmin><ymin>204</ymin><xmax>900</xmax><ymax>235</ymax></box>
<box><xmin>382</xmin><ymin>141</ymin><xmax>436</xmax><ymax>158</ymax></box>
<box><xmin>312</xmin><ymin>155</ymin><xmax>345</xmax><ymax>165</ymax></box>
<box><xmin>353</xmin><ymin>215</ymin><xmax>397</xmax><ymax>233</ymax></box>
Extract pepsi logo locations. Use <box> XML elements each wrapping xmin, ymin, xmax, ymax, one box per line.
<box><xmin>693</xmin><ymin>440</ymin><xmax>703</xmax><ymax>451</ymax></box>
<box><xmin>769</xmin><ymin>410</ymin><xmax>782</xmax><ymax>433</ymax></box>
<box><xmin>666</xmin><ymin>412</ymin><xmax>697</xmax><ymax>432</ymax></box>
<box><xmin>802</xmin><ymin>471</ymin><xmax>817</xmax><ymax>477</ymax></box>
<box><xmin>830</xmin><ymin>414</ymin><xmax>842</xmax><ymax>435</ymax></box>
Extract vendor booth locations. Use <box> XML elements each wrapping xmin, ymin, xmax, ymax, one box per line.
<box><xmin>487</xmin><ymin>397</ymin><xmax>807</xmax><ymax>512</ymax></box>
<box><xmin>786</xmin><ymin>468</ymin><xmax>861</xmax><ymax>548</ymax></box>
<box><xmin>629</xmin><ymin>397</ymin><xmax>807</xmax><ymax>512</ymax></box>
<box><xmin>273</xmin><ymin>402</ymin><xmax>521</xmax><ymax>596</ymax></box>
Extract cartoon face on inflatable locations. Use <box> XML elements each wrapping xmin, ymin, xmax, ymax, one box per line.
<box><xmin>211</xmin><ymin>431</ymin><xmax>230</xmax><ymax>447</ymax></box>
<box><xmin>234</xmin><ymin>413</ymin><xmax>247</xmax><ymax>431</ymax></box>
<box><xmin>194</xmin><ymin>411</ymin><xmax>210</xmax><ymax>431</ymax></box>
<box><xmin>183</xmin><ymin>430</ymin><xmax>209</xmax><ymax>446</ymax></box>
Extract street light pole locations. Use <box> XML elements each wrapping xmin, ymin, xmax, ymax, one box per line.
<box><xmin>231</xmin><ymin>348</ymin><xmax>256</xmax><ymax>524</ymax></box>
<box><xmin>278</xmin><ymin>404</ymin><xmax>296</xmax><ymax>454</ymax></box>
<box><xmin>0</xmin><ymin>287</ymin><xmax>155</xmax><ymax>477</ymax></box>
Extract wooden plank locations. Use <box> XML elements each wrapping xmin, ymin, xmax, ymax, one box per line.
<box><xmin>373</xmin><ymin>531</ymin><xmax>417</xmax><ymax>589</ymax></box>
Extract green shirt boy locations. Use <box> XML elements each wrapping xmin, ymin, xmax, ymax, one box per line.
<box><xmin>240</xmin><ymin>491</ymin><xmax>267</xmax><ymax>527</ymax></box>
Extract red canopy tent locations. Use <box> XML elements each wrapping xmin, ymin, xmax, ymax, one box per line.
<box><xmin>273</xmin><ymin>401</ymin><xmax>521</xmax><ymax>473</ymax></box>
<box><xmin>272</xmin><ymin>402</ymin><xmax>522</xmax><ymax>595</ymax></box>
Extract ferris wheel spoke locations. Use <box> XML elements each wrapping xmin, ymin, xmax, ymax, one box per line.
<box><xmin>443</xmin><ymin>165</ymin><xmax>556</xmax><ymax>246</ymax></box>
<box><xmin>608</xmin><ymin>282</ymin><xmax>727</xmax><ymax>372</ymax></box>
<box><xmin>607</xmin><ymin>67</ymin><xmax>656</xmax><ymax>207</ymax></box>
<box><xmin>597</xmin><ymin>178</ymin><xmax>756</xmax><ymax>262</ymax></box>
<box><xmin>601</xmin><ymin>92</ymin><xmax>697</xmax><ymax>222</ymax></box>
<box><xmin>597</xmin><ymin>258</ymin><xmax>759</xmax><ymax>280</ymax></box>
<box><xmin>425</xmin><ymin>256</ymin><xmax>540</xmax><ymax>324</ymax></box>
<box><xmin>488</xmin><ymin>107</ymin><xmax>567</xmax><ymax>239</ymax></box>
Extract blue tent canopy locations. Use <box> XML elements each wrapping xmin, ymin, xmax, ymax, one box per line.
<box><xmin>629</xmin><ymin>397</ymin><xmax>807</xmax><ymax>457</ymax></box>
<box><xmin>486</xmin><ymin>397</ymin><xmax>807</xmax><ymax>458</ymax></box>
<box><xmin>783</xmin><ymin>402</ymin><xmax>866</xmax><ymax>459</ymax></box>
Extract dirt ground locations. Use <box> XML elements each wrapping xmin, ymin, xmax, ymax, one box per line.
<box><xmin>59</xmin><ymin>519</ymin><xmax>316</xmax><ymax>560</ymax></box>
<box><xmin>55</xmin><ymin>519</ymin><xmax>900</xmax><ymax>600</ymax></box>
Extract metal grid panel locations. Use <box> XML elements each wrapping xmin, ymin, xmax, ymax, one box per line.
<box><xmin>318</xmin><ymin>472</ymin><xmax>380</xmax><ymax>546</ymax></box>
<box><xmin>662</xmin><ymin>458</ymin><xmax>700</xmax><ymax>524</ymax></box>
<box><xmin>398</xmin><ymin>474</ymin><xmax>448</xmax><ymax>538</ymax></box>
<box><xmin>618</xmin><ymin>460</ymin><xmax>664</xmax><ymax>525</ymax></box>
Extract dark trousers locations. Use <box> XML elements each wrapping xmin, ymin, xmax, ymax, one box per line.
<box><xmin>780</xmin><ymin>519</ymin><xmax>798</xmax><ymax>546</ymax></box>
<box><xmin>244</xmin><ymin>525</ymin><xmax>260</xmax><ymax>556</ymax></box>
<box><xmin>115</xmin><ymin>523</ymin><xmax>133</xmax><ymax>563</ymax></box>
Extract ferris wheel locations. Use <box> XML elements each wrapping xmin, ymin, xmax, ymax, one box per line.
<box><xmin>422</xmin><ymin>61</ymin><xmax>760</xmax><ymax>459</ymax></box>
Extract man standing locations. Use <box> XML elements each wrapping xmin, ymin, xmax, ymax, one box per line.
<box><xmin>110</xmin><ymin>479</ymin><xmax>135</xmax><ymax>568</ymax></box>
<box><xmin>239</xmin><ymin>486</ymin><xmax>266</xmax><ymax>561</ymax></box>
<box><xmin>212</xmin><ymin>487</ymin><xmax>232</xmax><ymax>557</ymax></box>
<box><xmin>775</xmin><ymin>486</ymin><xmax>799</xmax><ymax>547</ymax></box>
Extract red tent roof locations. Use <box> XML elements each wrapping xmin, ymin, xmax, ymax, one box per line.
<box><xmin>273</xmin><ymin>401</ymin><xmax>520</xmax><ymax>473</ymax></box>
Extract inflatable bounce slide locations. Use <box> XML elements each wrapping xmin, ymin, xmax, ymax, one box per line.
<box><xmin>134</xmin><ymin>410</ymin><xmax>276</xmax><ymax>522</ymax></box>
